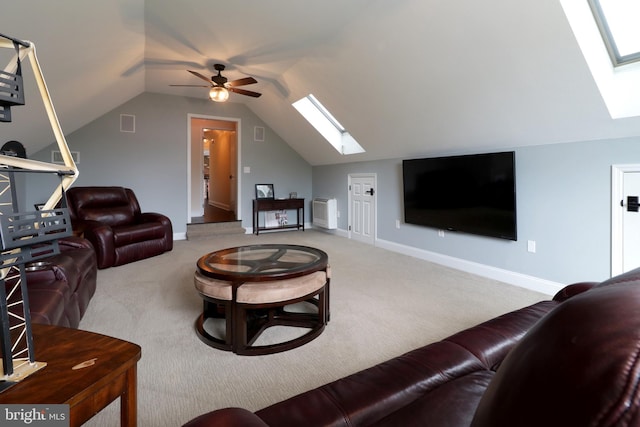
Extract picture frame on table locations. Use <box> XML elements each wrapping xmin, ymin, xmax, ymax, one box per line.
<box><xmin>255</xmin><ymin>184</ymin><xmax>274</xmax><ymax>199</ymax></box>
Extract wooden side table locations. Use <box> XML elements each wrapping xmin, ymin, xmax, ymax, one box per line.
<box><xmin>0</xmin><ymin>323</ymin><xmax>141</xmax><ymax>426</ymax></box>
<box><xmin>252</xmin><ymin>198</ymin><xmax>305</xmax><ymax>234</ymax></box>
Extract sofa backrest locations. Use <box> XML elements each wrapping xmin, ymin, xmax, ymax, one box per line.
<box><xmin>471</xmin><ymin>268</ymin><xmax>640</xmax><ymax>427</ymax></box>
<box><xmin>66</xmin><ymin>186</ymin><xmax>141</xmax><ymax>227</ymax></box>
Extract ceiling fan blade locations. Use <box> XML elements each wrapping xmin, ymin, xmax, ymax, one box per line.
<box><xmin>229</xmin><ymin>87</ymin><xmax>262</xmax><ymax>98</ymax></box>
<box><xmin>188</xmin><ymin>70</ymin><xmax>213</xmax><ymax>83</ymax></box>
<box><xmin>169</xmin><ymin>84</ymin><xmax>210</xmax><ymax>87</ymax></box>
<box><xmin>226</xmin><ymin>77</ymin><xmax>258</xmax><ymax>87</ymax></box>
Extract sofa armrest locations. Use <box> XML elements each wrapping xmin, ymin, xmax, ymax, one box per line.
<box><xmin>81</xmin><ymin>224</ymin><xmax>115</xmax><ymax>269</ymax></box>
<box><xmin>58</xmin><ymin>236</ymin><xmax>94</xmax><ymax>251</ymax></box>
<box><xmin>139</xmin><ymin>212</ymin><xmax>173</xmax><ymax>250</ymax></box>
<box><xmin>552</xmin><ymin>282</ymin><xmax>598</xmax><ymax>302</ymax></box>
<box><xmin>139</xmin><ymin>212</ymin><xmax>171</xmax><ymax>226</ymax></box>
<box><xmin>183</xmin><ymin>408</ymin><xmax>269</xmax><ymax>427</ymax></box>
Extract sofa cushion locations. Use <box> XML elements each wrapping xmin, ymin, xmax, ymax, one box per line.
<box><xmin>371</xmin><ymin>371</ymin><xmax>494</xmax><ymax>427</ymax></box>
<box><xmin>444</xmin><ymin>300</ymin><xmax>558</xmax><ymax>371</ymax></box>
<box><xmin>113</xmin><ymin>239</ymin><xmax>170</xmax><ymax>267</ymax></box>
<box><xmin>194</xmin><ymin>270</ymin><xmax>328</xmax><ymax>304</ymax></box>
<box><xmin>23</xmin><ymin>287</ymin><xmax>66</xmax><ymax>327</ymax></box>
<box><xmin>20</xmin><ymin>237</ymin><xmax>97</xmax><ymax>329</ymax></box>
<box><xmin>67</xmin><ymin>186</ymin><xmax>136</xmax><ymax>227</ymax></box>
<box><xmin>25</xmin><ymin>267</ymin><xmax>72</xmax><ymax>302</ymax></box>
<box><xmin>256</xmin><ymin>340</ymin><xmax>486</xmax><ymax>427</ymax></box>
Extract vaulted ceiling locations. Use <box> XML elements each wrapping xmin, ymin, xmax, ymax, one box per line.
<box><xmin>3</xmin><ymin>0</ymin><xmax>640</xmax><ymax>166</ymax></box>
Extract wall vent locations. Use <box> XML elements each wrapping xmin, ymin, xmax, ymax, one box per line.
<box><xmin>120</xmin><ymin>114</ymin><xmax>135</xmax><ymax>133</ymax></box>
<box><xmin>51</xmin><ymin>150</ymin><xmax>80</xmax><ymax>164</ymax></box>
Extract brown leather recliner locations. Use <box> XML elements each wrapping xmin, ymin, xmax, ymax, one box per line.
<box><xmin>65</xmin><ymin>186</ymin><xmax>173</xmax><ymax>269</ymax></box>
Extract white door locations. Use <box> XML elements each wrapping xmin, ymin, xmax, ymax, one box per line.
<box><xmin>349</xmin><ymin>174</ymin><xmax>376</xmax><ymax>245</ymax></box>
<box><xmin>612</xmin><ymin>165</ymin><xmax>640</xmax><ymax>275</ymax></box>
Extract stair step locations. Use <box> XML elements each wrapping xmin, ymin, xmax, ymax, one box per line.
<box><xmin>187</xmin><ymin>221</ymin><xmax>246</xmax><ymax>240</ymax></box>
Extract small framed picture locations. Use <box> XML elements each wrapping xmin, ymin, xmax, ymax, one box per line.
<box><xmin>289</xmin><ymin>192</ymin><xmax>297</xmax><ymax>199</ymax></box>
<box><xmin>255</xmin><ymin>184</ymin><xmax>274</xmax><ymax>199</ymax></box>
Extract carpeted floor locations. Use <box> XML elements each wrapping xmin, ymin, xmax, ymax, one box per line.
<box><xmin>80</xmin><ymin>230</ymin><xmax>548</xmax><ymax>426</ymax></box>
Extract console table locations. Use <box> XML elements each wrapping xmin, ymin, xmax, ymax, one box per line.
<box><xmin>0</xmin><ymin>323</ymin><xmax>141</xmax><ymax>426</ymax></box>
<box><xmin>252</xmin><ymin>198</ymin><xmax>304</xmax><ymax>235</ymax></box>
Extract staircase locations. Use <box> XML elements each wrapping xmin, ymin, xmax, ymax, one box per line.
<box><xmin>186</xmin><ymin>221</ymin><xmax>246</xmax><ymax>240</ymax></box>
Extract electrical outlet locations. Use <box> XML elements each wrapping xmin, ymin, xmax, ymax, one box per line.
<box><xmin>395</xmin><ymin>219</ymin><xmax>400</xmax><ymax>229</ymax></box>
<box><xmin>527</xmin><ymin>240</ymin><xmax>536</xmax><ymax>253</ymax></box>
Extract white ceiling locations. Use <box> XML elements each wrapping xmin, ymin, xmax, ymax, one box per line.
<box><xmin>3</xmin><ymin>0</ymin><xmax>640</xmax><ymax>166</ymax></box>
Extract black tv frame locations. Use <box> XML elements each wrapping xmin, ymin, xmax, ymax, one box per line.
<box><xmin>402</xmin><ymin>151</ymin><xmax>517</xmax><ymax>241</ymax></box>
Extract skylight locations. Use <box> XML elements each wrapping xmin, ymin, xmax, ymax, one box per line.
<box><xmin>588</xmin><ymin>0</ymin><xmax>640</xmax><ymax>66</ymax></box>
<box><xmin>560</xmin><ymin>0</ymin><xmax>640</xmax><ymax>118</ymax></box>
<box><xmin>293</xmin><ymin>94</ymin><xmax>365</xmax><ymax>155</ymax></box>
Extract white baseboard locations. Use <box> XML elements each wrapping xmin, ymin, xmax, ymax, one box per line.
<box><xmin>185</xmin><ymin>224</ymin><xmax>564</xmax><ymax>296</ymax></box>
<box><xmin>310</xmin><ymin>225</ymin><xmax>349</xmax><ymax>238</ymax></box>
<box><xmin>375</xmin><ymin>238</ymin><xmax>564</xmax><ymax>296</ymax></box>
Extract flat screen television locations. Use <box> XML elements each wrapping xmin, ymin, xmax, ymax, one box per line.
<box><xmin>402</xmin><ymin>151</ymin><xmax>517</xmax><ymax>240</ymax></box>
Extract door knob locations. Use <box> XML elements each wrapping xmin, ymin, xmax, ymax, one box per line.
<box><xmin>366</xmin><ymin>188</ymin><xmax>375</xmax><ymax>196</ymax></box>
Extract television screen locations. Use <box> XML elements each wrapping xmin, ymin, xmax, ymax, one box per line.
<box><xmin>402</xmin><ymin>151</ymin><xmax>517</xmax><ymax>240</ymax></box>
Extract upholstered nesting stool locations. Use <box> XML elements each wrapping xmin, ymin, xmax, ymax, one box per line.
<box><xmin>193</xmin><ymin>244</ymin><xmax>330</xmax><ymax>356</ymax></box>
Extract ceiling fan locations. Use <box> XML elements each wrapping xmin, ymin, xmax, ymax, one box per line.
<box><xmin>170</xmin><ymin>64</ymin><xmax>261</xmax><ymax>102</ymax></box>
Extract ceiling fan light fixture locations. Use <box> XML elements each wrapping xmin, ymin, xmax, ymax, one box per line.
<box><xmin>209</xmin><ymin>86</ymin><xmax>229</xmax><ymax>102</ymax></box>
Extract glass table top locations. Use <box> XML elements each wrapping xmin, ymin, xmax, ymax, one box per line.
<box><xmin>197</xmin><ymin>244</ymin><xmax>328</xmax><ymax>281</ymax></box>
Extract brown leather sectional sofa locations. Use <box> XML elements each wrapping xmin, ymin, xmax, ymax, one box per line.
<box><xmin>184</xmin><ymin>267</ymin><xmax>640</xmax><ymax>427</ymax></box>
<box><xmin>7</xmin><ymin>236</ymin><xmax>98</xmax><ymax>328</ymax></box>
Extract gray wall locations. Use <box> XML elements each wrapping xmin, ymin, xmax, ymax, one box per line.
<box><xmin>313</xmin><ymin>137</ymin><xmax>640</xmax><ymax>285</ymax></box>
<box><xmin>26</xmin><ymin>92</ymin><xmax>313</xmax><ymax>234</ymax></box>
<box><xmin>23</xmin><ymin>90</ymin><xmax>640</xmax><ymax>286</ymax></box>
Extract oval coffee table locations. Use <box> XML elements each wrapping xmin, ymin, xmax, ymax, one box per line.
<box><xmin>194</xmin><ymin>244</ymin><xmax>330</xmax><ymax>355</ymax></box>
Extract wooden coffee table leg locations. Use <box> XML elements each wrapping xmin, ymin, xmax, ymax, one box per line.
<box><xmin>233</xmin><ymin>303</ymin><xmax>248</xmax><ymax>353</ymax></box>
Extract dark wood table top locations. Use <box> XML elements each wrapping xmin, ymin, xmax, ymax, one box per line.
<box><xmin>0</xmin><ymin>323</ymin><xmax>141</xmax><ymax>407</ymax></box>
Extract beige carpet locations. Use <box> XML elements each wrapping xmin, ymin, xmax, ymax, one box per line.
<box><xmin>79</xmin><ymin>230</ymin><xmax>548</xmax><ymax>426</ymax></box>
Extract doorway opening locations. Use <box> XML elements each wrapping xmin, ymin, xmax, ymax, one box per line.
<box><xmin>188</xmin><ymin>116</ymin><xmax>240</xmax><ymax>224</ymax></box>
